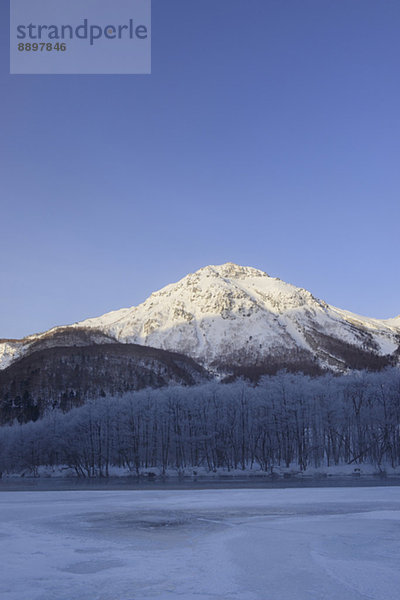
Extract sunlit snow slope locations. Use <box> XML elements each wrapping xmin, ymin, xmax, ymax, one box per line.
<box><xmin>75</xmin><ymin>263</ymin><xmax>400</xmax><ymax>372</ymax></box>
<box><xmin>1</xmin><ymin>263</ymin><xmax>399</xmax><ymax>373</ymax></box>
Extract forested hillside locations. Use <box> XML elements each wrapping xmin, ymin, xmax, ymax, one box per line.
<box><xmin>0</xmin><ymin>342</ymin><xmax>209</xmax><ymax>424</ymax></box>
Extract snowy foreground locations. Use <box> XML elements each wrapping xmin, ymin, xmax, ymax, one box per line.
<box><xmin>1</xmin><ymin>487</ymin><xmax>400</xmax><ymax>600</ymax></box>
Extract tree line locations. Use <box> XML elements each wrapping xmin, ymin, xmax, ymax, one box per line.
<box><xmin>1</xmin><ymin>368</ymin><xmax>400</xmax><ymax>477</ymax></box>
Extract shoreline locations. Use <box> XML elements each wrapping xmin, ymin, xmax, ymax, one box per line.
<box><xmin>2</xmin><ymin>470</ymin><xmax>400</xmax><ymax>492</ymax></box>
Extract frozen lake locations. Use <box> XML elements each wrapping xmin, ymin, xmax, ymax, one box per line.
<box><xmin>1</xmin><ymin>487</ymin><xmax>400</xmax><ymax>600</ymax></box>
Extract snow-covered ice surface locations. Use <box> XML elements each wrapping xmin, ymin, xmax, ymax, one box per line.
<box><xmin>1</xmin><ymin>487</ymin><xmax>400</xmax><ymax>600</ymax></box>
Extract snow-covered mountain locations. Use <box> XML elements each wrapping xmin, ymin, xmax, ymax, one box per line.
<box><xmin>1</xmin><ymin>263</ymin><xmax>399</xmax><ymax>374</ymax></box>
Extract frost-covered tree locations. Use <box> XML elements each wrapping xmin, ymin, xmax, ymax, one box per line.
<box><xmin>1</xmin><ymin>369</ymin><xmax>400</xmax><ymax>476</ymax></box>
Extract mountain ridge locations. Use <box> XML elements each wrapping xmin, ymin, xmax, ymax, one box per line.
<box><xmin>1</xmin><ymin>263</ymin><xmax>399</xmax><ymax>374</ymax></box>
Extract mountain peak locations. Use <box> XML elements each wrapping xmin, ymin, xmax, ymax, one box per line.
<box><xmin>1</xmin><ymin>264</ymin><xmax>399</xmax><ymax>374</ymax></box>
<box><xmin>72</xmin><ymin>263</ymin><xmax>399</xmax><ymax>372</ymax></box>
<box><xmin>195</xmin><ymin>262</ymin><xmax>270</xmax><ymax>280</ymax></box>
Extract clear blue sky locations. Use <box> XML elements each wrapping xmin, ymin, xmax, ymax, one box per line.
<box><xmin>1</xmin><ymin>0</ymin><xmax>399</xmax><ymax>339</ymax></box>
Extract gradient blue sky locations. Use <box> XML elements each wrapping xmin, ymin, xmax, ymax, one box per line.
<box><xmin>1</xmin><ymin>0</ymin><xmax>399</xmax><ymax>339</ymax></box>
